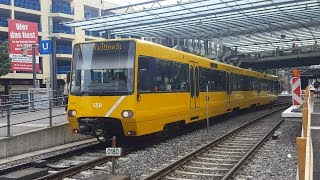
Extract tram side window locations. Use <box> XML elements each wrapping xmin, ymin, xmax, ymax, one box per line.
<box><xmin>199</xmin><ymin>68</ymin><xmax>209</xmax><ymax>91</ymax></box>
<box><xmin>231</xmin><ymin>74</ymin><xmax>237</xmax><ymax>91</ymax></box>
<box><xmin>272</xmin><ymin>81</ymin><xmax>278</xmax><ymax>92</ymax></box>
<box><xmin>170</xmin><ymin>62</ymin><xmax>189</xmax><ymax>92</ymax></box>
<box><xmin>265</xmin><ymin>80</ymin><xmax>269</xmax><ymax>91</ymax></box>
<box><xmin>272</xmin><ymin>80</ymin><xmax>277</xmax><ymax>91</ymax></box>
<box><xmin>232</xmin><ymin>74</ymin><xmax>243</xmax><ymax>91</ymax></box>
<box><xmin>199</xmin><ymin>68</ymin><xmax>226</xmax><ymax>91</ymax></box>
<box><xmin>246</xmin><ymin>76</ymin><xmax>254</xmax><ymax>91</ymax></box>
<box><xmin>253</xmin><ymin>77</ymin><xmax>258</xmax><ymax>91</ymax></box>
<box><xmin>260</xmin><ymin>80</ymin><xmax>265</xmax><ymax>91</ymax></box>
<box><xmin>138</xmin><ymin>56</ymin><xmax>154</xmax><ymax>93</ymax></box>
<box><xmin>155</xmin><ymin>59</ymin><xmax>172</xmax><ymax>92</ymax></box>
<box><xmin>268</xmin><ymin>80</ymin><xmax>272</xmax><ymax>91</ymax></box>
<box><xmin>276</xmin><ymin>81</ymin><xmax>280</xmax><ymax>92</ymax></box>
<box><xmin>138</xmin><ymin>56</ymin><xmax>189</xmax><ymax>93</ymax></box>
<box><xmin>155</xmin><ymin>59</ymin><xmax>189</xmax><ymax>92</ymax></box>
<box><xmin>239</xmin><ymin>75</ymin><xmax>244</xmax><ymax>90</ymax></box>
<box><xmin>257</xmin><ymin>78</ymin><xmax>261</xmax><ymax>92</ymax></box>
<box><xmin>218</xmin><ymin>71</ymin><xmax>226</xmax><ymax>91</ymax></box>
<box><xmin>261</xmin><ymin>79</ymin><xmax>268</xmax><ymax>91</ymax></box>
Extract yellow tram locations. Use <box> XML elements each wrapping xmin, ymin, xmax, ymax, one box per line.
<box><xmin>67</xmin><ymin>39</ymin><xmax>278</xmax><ymax>140</ymax></box>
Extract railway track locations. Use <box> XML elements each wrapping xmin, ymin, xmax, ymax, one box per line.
<box><xmin>0</xmin><ymin>140</ymin><xmax>100</xmax><ymax>175</ymax></box>
<box><xmin>0</xmin><ymin>103</ymin><xmax>289</xmax><ymax>180</ymax></box>
<box><xmin>143</xmin><ymin>106</ymin><xmax>287</xmax><ymax>180</ymax></box>
<box><xmin>36</xmin><ymin>146</ymin><xmax>135</xmax><ymax>180</ymax></box>
<box><xmin>0</xmin><ymin>140</ymin><xmax>136</xmax><ymax>180</ymax></box>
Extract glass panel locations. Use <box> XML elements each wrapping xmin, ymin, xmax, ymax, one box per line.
<box><xmin>195</xmin><ymin>66</ymin><xmax>199</xmax><ymax>97</ymax></box>
<box><xmin>190</xmin><ymin>65</ymin><xmax>194</xmax><ymax>97</ymax></box>
<box><xmin>138</xmin><ymin>56</ymin><xmax>153</xmax><ymax>93</ymax></box>
<box><xmin>155</xmin><ymin>59</ymin><xmax>172</xmax><ymax>92</ymax></box>
<box><xmin>171</xmin><ymin>62</ymin><xmax>189</xmax><ymax>92</ymax></box>
<box><xmin>70</xmin><ymin>41</ymin><xmax>135</xmax><ymax>96</ymax></box>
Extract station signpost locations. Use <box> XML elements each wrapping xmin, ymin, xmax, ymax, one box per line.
<box><xmin>106</xmin><ymin>136</ymin><xmax>122</xmax><ymax>174</ymax></box>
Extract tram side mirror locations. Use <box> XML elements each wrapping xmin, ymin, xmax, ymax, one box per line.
<box><xmin>66</xmin><ymin>72</ymin><xmax>71</xmax><ymax>83</ymax></box>
<box><xmin>137</xmin><ymin>93</ymin><xmax>141</xmax><ymax>101</ymax></box>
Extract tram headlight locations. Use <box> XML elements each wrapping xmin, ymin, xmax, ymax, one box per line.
<box><xmin>68</xmin><ymin>110</ymin><xmax>77</xmax><ymax>117</ymax></box>
<box><xmin>121</xmin><ymin>110</ymin><xmax>134</xmax><ymax>118</ymax></box>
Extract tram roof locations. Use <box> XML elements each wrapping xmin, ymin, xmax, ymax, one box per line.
<box><xmin>64</xmin><ymin>0</ymin><xmax>320</xmax><ymax>53</ymax></box>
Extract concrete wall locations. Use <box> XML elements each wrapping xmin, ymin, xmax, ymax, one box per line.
<box><xmin>0</xmin><ymin>123</ymin><xmax>90</xmax><ymax>159</ymax></box>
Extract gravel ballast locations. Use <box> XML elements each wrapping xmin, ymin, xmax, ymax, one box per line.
<box><xmin>233</xmin><ymin>119</ymin><xmax>301</xmax><ymax>180</ymax></box>
<box><xmin>0</xmin><ymin>106</ymin><xmax>301</xmax><ymax>180</ymax></box>
<box><xmin>81</xmin><ymin>107</ymin><xmax>301</xmax><ymax>179</ymax></box>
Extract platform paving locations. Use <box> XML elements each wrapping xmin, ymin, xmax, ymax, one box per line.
<box><xmin>0</xmin><ymin>107</ymin><xmax>68</xmax><ymax>137</ymax></box>
<box><xmin>311</xmin><ymin>97</ymin><xmax>320</xmax><ymax>179</ymax></box>
<box><xmin>281</xmin><ymin>105</ymin><xmax>302</xmax><ymax>118</ymax></box>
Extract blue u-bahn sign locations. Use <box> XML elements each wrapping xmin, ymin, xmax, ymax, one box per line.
<box><xmin>39</xmin><ymin>40</ymin><xmax>52</xmax><ymax>54</ymax></box>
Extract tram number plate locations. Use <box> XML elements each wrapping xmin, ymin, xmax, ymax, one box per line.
<box><xmin>106</xmin><ymin>148</ymin><xmax>122</xmax><ymax>156</ymax></box>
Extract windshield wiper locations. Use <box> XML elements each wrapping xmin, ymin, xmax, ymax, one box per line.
<box><xmin>93</xmin><ymin>90</ymin><xmax>131</xmax><ymax>96</ymax></box>
<box><xmin>79</xmin><ymin>84</ymin><xmax>97</xmax><ymax>95</ymax></box>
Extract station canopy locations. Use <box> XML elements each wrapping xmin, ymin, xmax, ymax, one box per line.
<box><xmin>64</xmin><ymin>0</ymin><xmax>320</xmax><ymax>53</ymax></box>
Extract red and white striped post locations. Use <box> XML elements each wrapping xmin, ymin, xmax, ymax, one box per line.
<box><xmin>291</xmin><ymin>77</ymin><xmax>302</xmax><ymax>107</ymax></box>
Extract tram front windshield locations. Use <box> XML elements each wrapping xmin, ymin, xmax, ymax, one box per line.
<box><xmin>70</xmin><ymin>41</ymin><xmax>135</xmax><ymax>96</ymax></box>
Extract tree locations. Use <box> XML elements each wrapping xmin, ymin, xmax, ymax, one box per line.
<box><xmin>0</xmin><ymin>42</ymin><xmax>11</xmax><ymax>77</ymax></box>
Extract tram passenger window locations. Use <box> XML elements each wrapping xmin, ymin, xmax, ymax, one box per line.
<box><xmin>231</xmin><ymin>74</ymin><xmax>244</xmax><ymax>91</ymax></box>
<box><xmin>218</xmin><ymin>72</ymin><xmax>226</xmax><ymax>91</ymax></box>
<box><xmin>264</xmin><ymin>80</ymin><xmax>268</xmax><ymax>91</ymax></box>
<box><xmin>262</xmin><ymin>80</ymin><xmax>267</xmax><ymax>91</ymax></box>
<box><xmin>155</xmin><ymin>60</ymin><xmax>170</xmax><ymax>92</ymax></box>
<box><xmin>138</xmin><ymin>56</ymin><xmax>189</xmax><ymax>93</ymax></box>
<box><xmin>257</xmin><ymin>79</ymin><xmax>261</xmax><ymax>92</ymax></box>
<box><xmin>200</xmin><ymin>68</ymin><xmax>215</xmax><ymax>91</ymax></box>
<box><xmin>155</xmin><ymin>59</ymin><xmax>184</xmax><ymax>92</ymax></box>
<box><xmin>247</xmin><ymin>77</ymin><xmax>254</xmax><ymax>91</ymax></box>
<box><xmin>244</xmin><ymin>76</ymin><xmax>251</xmax><ymax>91</ymax></box>
<box><xmin>272</xmin><ymin>81</ymin><xmax>277</xmax><ymax>92</ymax></box>
<box><xmin>199</xmin><ymin>68</ymin><xmax>225</xmax><ymax>92</ymax></box>
<box><xmin>208</xmin><ymin>69</ymin><xmax>218</xmax><ymax>90</ymax></box>
<box><xmin>171</xmin><ymin>63</ymin><xmax>189</xmax><ymax>92</ymax></box>
<box><xmin>199</xmin><ymin>68</ymin><xmax>208</xmax><ymax>91</ymax></box>
<box><xmin>231</xmin><ymin>74</ymin><xmax>238</xmax><ymax>91</ymax></box>
<box><xmin>138</xmin><ymin>56</ymin><xmax>153</xmax><ymax>93</ymax></box>
<box><xmin>238</xmin><ymin>75</ymin><xmax>244</xmax><ymax>90</ymax></box>
<box><xmin>254</xmin><ymin>78</ymin><xmax>259</xmax><ymax>91</ymax></box>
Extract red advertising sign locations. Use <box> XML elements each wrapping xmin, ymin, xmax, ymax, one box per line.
<box><xmin>8</xmin><ymin>19</ymin><xmax>39</xmax><ymax>72</ymax></box>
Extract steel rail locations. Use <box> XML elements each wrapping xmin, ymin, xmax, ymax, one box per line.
<box><xmin>36</xmin><ymin>147</ymin><xmax>135</xmax><ymax>180</ymax></box>
<box><xmin>0</xmin><ymin>140</ymin><xmax>100</xmax><ymax>175</ymax></box>
<box><xmin>0</xmin><ymin>102</ymin><xmax>289</xmax><ymax>179</ymax></box>
<box><xmin>143</xmin><ymin>104</ymin><xmax>289</xmax><ymax>180</ymax></box>
<box><xmin>221</xmin><ymin>118</ymin><xmax>284</xmax><ymax>180</ymax></box>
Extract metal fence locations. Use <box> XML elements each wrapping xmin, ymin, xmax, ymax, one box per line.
<box><xmin>0</xmin><ymin>89</ymin><xmax>67</xmax><ymax>137</ymax></box>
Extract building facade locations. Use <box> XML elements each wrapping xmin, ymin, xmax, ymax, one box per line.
<box><xmin>0</xmin><ymin>0</ymin><xmax>117</xmax><ymax>94</ymax></box>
